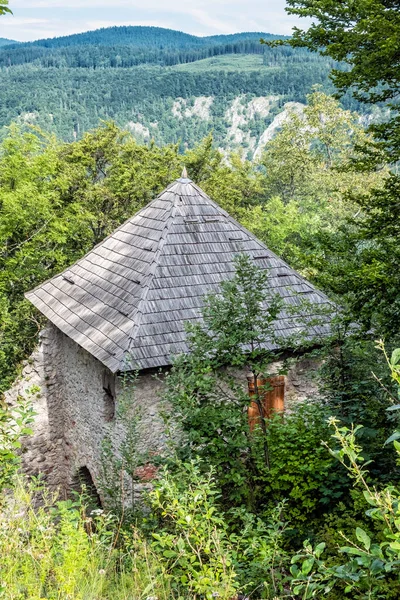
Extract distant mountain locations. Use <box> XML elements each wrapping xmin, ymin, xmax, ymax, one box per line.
<box><xmin>0</xmin><ymin>26</ymin><xmax>367</xmax><ymax>156</ymax></box>
<box><xmin>2</xmin><ymin>26</ymin><xmax>283</xmax><ymax>50</ymax></box>
<box><xmin>9</xmin><ymin>26</ymin><xmax>206</xmax><ymax>50</ymax></box>
<box><xmin>0</xmin><ymin>26</ymin><xmax>283</xmax><ymax>69</ymax></box>
<box><xmin>0</xmin><ymin>38</ymin><xmax>16</xmax><ymax>47</ymax></box>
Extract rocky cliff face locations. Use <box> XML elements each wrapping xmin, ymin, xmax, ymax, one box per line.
<box><xmin>123</xmin><ymin>95</ymin><xmax>305</xmax><ymax>160</ymax></box>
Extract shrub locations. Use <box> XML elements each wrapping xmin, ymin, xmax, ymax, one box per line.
<box><xmin>148</xmin><ymin>460</ymin><xmax>239</xmax><ymax>600</ymax></box>
<box><xmin>289</xmin><ymin>418</ymin><xmax>400</xmax><ymax>599</ymax></box>
<box><xmin>0</xmin><ymin>397</ymin><xmax>34</xmax><ymax>498</ymax></box>
<box><xmin>261</xmin><ymin>403</ymin><xmax>349</xmax><ymax>530</ymax></box>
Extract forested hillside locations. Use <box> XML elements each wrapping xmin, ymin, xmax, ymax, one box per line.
<box><xmin>0</xmin><ymin>25</ymin><xmax>364</xmax><ymax>154</ymax></box>
<box><xmin>1</xmin><ymin>27</ymin><xmax>283</xmax><ymax>56</ymax></box>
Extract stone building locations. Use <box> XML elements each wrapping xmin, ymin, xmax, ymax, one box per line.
<box><xmin>19</xmin><ymin>172</ymin><xmax>331</xmax><ymax>501</ymax></box>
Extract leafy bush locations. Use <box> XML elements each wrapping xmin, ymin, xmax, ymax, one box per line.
<box><xmin>163</xmin><ymin>255</ymin><xmax>351</xmax><ymax>534</ymax></box>
<box><xmin>162</xmin><ymin>253</ymin><xmax>285</xmax><ymax>510</ymax></box>
<box><xmin>148</xmin><ymin>459</ymin><xmax>295</xmax><ymax>599</ymax></box>
<box><xmin>290</xmin><ymin>414</ymin><xmax>400</xmax><ymax>599</ymax></box>
<box><xmin>149</xmin><ymin>461</ymin><xmax>239</xmax><ymax>599</ymax></box>
<box><xmin>262</xmin><ymin>404</ymin><xmax>349</xmax><ymax>529</ymax></box>
<box><xmin>0</xmin><ymin>397</ymin><xmax>34</xmax><ymax>498</ymax></box>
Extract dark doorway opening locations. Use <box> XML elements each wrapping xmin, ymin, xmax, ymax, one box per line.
<box><xmin>71</xmin><ymin>466</ymin><xmax>102</xmax><ymax>511</ymax></box>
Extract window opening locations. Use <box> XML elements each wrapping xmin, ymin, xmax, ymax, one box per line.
<box><xmin>247</xmin><ymin>375</ymin><xmax>285</xmax><ymax>431</ymax></box>
<box><xmin>102</xmin><ymin>370</ymin><xmax>116</xmax><ymax>422</ymax></box>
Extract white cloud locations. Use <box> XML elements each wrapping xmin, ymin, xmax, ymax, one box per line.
<box><xmin>2</xmin><ymin>17</ymin><xmax>49</xmax><ymax>24</ymax></box>
<box><xmin>0</xmin><ymin>0</ymin><xmax>307</xmax><ymax>41</ymax></box>
<box><xmin>187</xmin><ymin>9</ymin><xmax>234</xmax><ymax>34</ymax></box>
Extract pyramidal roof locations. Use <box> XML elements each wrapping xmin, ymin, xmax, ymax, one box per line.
<box><xmin>26</xmin><ymin>174</ymin><xmax>331</xmax><ymax>373</ymax></box>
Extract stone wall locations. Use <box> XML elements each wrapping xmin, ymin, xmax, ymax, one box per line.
<box><xmin>39</xmin><ymin>323</ymin><xmax>165</xmax><ymax>500</ymax></box>
<box><xmin>4</xmin><ymin>338</ymin><xmax>53</xmax><ymax>484</ymax></box>
<box><xmin>6</xmin><ymin>323</ymin><xmax>321</xmax><ymax>502</ymax></box>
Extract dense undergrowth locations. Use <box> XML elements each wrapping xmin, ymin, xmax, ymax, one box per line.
<box><xmin>2</xmin><ymin>254</ymin><xmax>400</xmax><ymax>599</ymax></box>
<box><xmin>2</xmin><ymin>368</ymin><xmax>400</xmax><ymax>600</ymax></box>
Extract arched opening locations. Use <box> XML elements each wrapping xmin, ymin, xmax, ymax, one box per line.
<box><xmin>71</xmin><ymin>466</ymin><xmax>102</xmax><ymax>510</ymax></box>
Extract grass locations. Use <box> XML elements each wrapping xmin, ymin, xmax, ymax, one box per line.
<box><xmin>171</xmin><ymin>54</ymin><xmax>279</xmax><ymax>72</ymax></box>
<box><xmin>0</xmin><ymin>478</ymin><xmax>174</xmax><ymax>600</ymax></box>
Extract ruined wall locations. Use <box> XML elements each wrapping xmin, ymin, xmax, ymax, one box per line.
<box><xmin>4</xmin><ymin>338</ymin><xmax>53</xmax><ymax>483</ymax></box>
<box><xmin>39</xmin><ymin>323</ymin><xmax>165</xmax><ymax>499</ymax></box>
<box><xmin>7</xmin><ymin>323</ymin><xmax>321</xmax><ymax>501</ymax></box>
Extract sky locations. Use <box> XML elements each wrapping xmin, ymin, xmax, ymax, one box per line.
<box><xmin>0</xmin><ymin>0</ymin><xmax>310</xmax><ymax>42</ymax></box>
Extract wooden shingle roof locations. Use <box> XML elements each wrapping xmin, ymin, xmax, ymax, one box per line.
<box><xmin>26</xmin><ymin>174</ymin><xmax>331</xmax><ymax>372</ymax></box>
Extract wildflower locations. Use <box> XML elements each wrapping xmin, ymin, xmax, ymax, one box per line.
<box><xmin>91</xmin><ymin>508</ymin><xmax>104</xmax><ymax>516</ymax></box>
<box><xmin>98</xmin><ymin>569</ymin><xmax>106</xmax><ymax>576</ymax></box>
<box><xmin>145</xmin><ymin>596</ymin><xmax>158</xmax><ymax>600</ymax></box>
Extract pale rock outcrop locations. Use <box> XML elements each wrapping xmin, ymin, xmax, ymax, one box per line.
<box><xmin>172</xmin><ymin>96</ymin><xmax>214</xmax><ymax>120</ymax></box>
<box><xmin>253</xmin><ymin>101</ymin><xmax>304</xmax><ymax>160</ymax></box>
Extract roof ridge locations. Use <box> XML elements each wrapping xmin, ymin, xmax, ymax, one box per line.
<box><xmin>119</xmin><ymin>188</ymin><xmax>180</xmax><ymax>370</ymax></box>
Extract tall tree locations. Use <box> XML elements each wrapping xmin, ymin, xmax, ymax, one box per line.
<box><xmin>243</xmin><ymin>90</ymin><xmax>386</xmax><ymax>275</ymax></box>
<box><xmin>274</xmin><ymin>0</ymin><xmax>400</xmax><ymax>336</ymax></box>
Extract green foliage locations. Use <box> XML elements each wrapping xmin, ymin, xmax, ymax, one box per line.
<box><xmin>163</xmin><ymin>255</ymin><xmax>349</xmax><ymax>532</ymax></box>
<box><xmin>0</xmin><ymin>465</ymin><xmax>290</xmax><ymax>600</ymax></box>
<box><xmin>0</xmin><ymin>123</ymin><xmax>182</xmax><ymax>391</ymax></box>
<box><xmin>262</xmin><ymin>405</ymin><xmax>347</xmax><ymax>527</ymax></box>
<box><xmin>0</xmin><ymin>397</ymin><xmax>34</xmax><ymax>498</ymax></box>
<box><xmin>290</xmin><ymin>417</ymin><xmax>400</xmax><ymax>599</ymax></box>
<box><xmin>277</xmin><ymin>0</ymin><xmax>400</xmax><ymax>340</ymax></box>
<box><xmin>0</xmin><ymin>91</ymin><xmax>386</xmax><ymax>392</ymax></box>
<box><xmin>0</xmin><ymin>1</ymin><xmax>11</xmax><ymax>16</ymax></box>
<box><xmin>282</xmin><ymin>0</ymin><xmax>400</xmax><ymax>107</ymax></box>
<box><xmin>244</xmin><ymin>90</ymin><xmax>386</xmax><ymax>273</ymax></box>
<box><xmin>149</xmin><ymin>461</ymin><xmax>239</xmax><ymax>599</ymax></box>
<box><xmin>0</xmin><ymin>477</ymin><xmax>175</xmax><ymax>600</ymax></box>
<box><xmin>230</xmin><ymin>502</ymin><xmax>291</xmax><ymax>598</ymax></box>
<box><xmin>162</xmin><ymin>254</ymin><xmax>286</xmax><ymax>507</ymax></box>
<box><xmin>99</xmin><ymin>371</ymin><xmax>157</xmax><ymax>514</ymax></box>
<box><xmin>185</xmin><ymin>253</ymin><xmax>283</xmax><ymax>369</ymax></box>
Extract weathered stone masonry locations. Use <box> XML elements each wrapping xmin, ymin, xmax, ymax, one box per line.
<box><xmin>40</xmin><ymin>324</ymin><xmax>165</xmax><ymax>498</ymax></box>
<box><xmin>9</xmin><ymin>323</ymin><xmax>321</xmax><ymax>502</ymax></box>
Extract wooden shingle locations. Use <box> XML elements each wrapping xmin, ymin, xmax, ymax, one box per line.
<box><xmin>26</xmin><ymin>174</ymin><xmax>332</xmax><ymax>372</ymax></box>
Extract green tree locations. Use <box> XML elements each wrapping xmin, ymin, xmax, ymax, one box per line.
<box><xmin>163</xmin><ymin>254</ymin><xmax>283</xmax><ymax>505</ymax></box>
<box><xmin>162</xmin><ymin>254</ymin><xmax>347</xmax><ymax>526</ymax></box>
<box><xmin>0</xmin><ymin>123</ymin><xmax>182</xmax><ymax>391</ymax></box>
<box><xmin>0</xmin><ymin>0</ymin><xmax>11</xmax><ymax>16</ymax></box>
<box><xmin>244</xmin><ymin>91</ymin><xmax>386</xmax><ymax>273</ymax></box>
<box><xmin>275</xmin><ymin>0</ymin><xmax>400</xmax><ymax>336</ymax></box>
<box><xmin>283</xmin><ymin>0</ymin><xmax>400</xmax><ymax>109</ymax></box>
